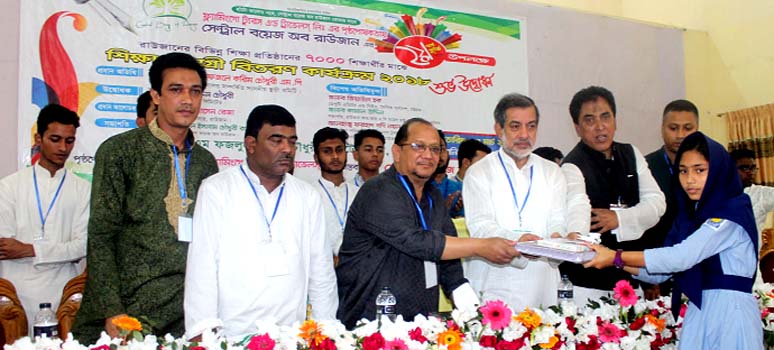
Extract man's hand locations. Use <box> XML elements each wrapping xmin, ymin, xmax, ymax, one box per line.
<box><xmin>0</xmin><ymin>238</ymin><xmax>34</xmax><ymax>260</ymax></box>
<box><xmin>453</xmin><ymin>194</ymin><xmax>464</xmax><ymax>213</ymax></box>
<box><xmin>582</xmin><ymin>244</ymin><xmax>615</xmax><ymax>269</ymax></box>
<box><xmin>475</xmin><ymin>237</ymin><xmax>519</xmax><ymax>265</ymax></box>
<box><xmin>565</xmin><ymin>232</ymin><xmax>581</xmax><ymax>240</ymax></box>
<box><xmin>445</xmin><ymin>191</ymin><xmax>462</xmax><ymax>210</ymax></box>
<box><xmin>105</xmin><ymin>314</ymin><xmax>129</xmax><ymax>339</ymax></box>
<box><xmin>590</xmin><ymin>208</ymin><xmax>619</xmax><ymax>233</ymax></box>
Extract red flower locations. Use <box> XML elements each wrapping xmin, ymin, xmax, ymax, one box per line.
<box><xmin>383</xmin><ymin>339</ymin><xmax>408</xmax><ymax>350</ymax></box>
<box><xmin>494</xmin><ymin>339</ymin><xmax>524</xmax><ymax>350</ymax></box>
<box><xmin>564</xmin><ymin>317</ymin><xmax>576</xmax><ymax>331</ymax></box>
<box><xmin>362</xmin><ymin>332</ymin><xmax>385</xmax><ymax>350</ymax></box>
<box><xmin>408</xmin><ymin>327</ymin><xmax>428</xmax><ymax>343</ymax></box>
<box><xmin>189</xmin><ymin>347</ymin><xmax>206</xmax><ymax>350</ymax></box>
<box><xmin>314</xmin><ymin>338</ymin><xmax>337</xmax><ymax>350</ymax></box>
<box><xmin>479</xmin><ymin>335</ymin><xmax>497</xmax><ymax>348</ymax></box>
<box><xmin>91</xmin><ymin>345</ymin><xmax>111</xmax><ymax>350</ymax></box>
<box><xmin>576</xmin><ymin>335</ymin><xmax>601</xmax><ymax>350</ymax></box>
<box><xmin>246</xmin><ymin>334</ymin><xmax>276</xmax><ymax>350</ymax></box>
<box><xmin>679</xmin><ymin>304</ymin><xmax>687</xmax><ymax>318</ymax></box>
<box><xmin>629</xmin><ymin>316</ymin><xmax>646</xmax><ymax>331</ymax></box>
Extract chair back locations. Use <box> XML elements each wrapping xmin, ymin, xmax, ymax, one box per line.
<box><xmin>56</xmin><ymin>271</ymin><xmax>87</xmax><ymax>339</ymax></box>
<box><xmin>0</xmin><ymin>278</ymin><xmax>28</xmax><ymax>347</ymax></box>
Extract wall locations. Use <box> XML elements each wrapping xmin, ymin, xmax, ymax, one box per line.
<box><xmin>522</xmin><ymin>0</ymin><xmax>774</xmax><ymax>147</ymax></box>
<box><xmin>0</xmin><ymin>1</ymin><xmax>19</xmax><ymax>178</ymax></box>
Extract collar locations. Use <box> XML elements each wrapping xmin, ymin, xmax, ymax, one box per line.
<box><xmin>498</xmin><ymin>149</ymin><xmax>534</xmax><ymax>172</ymax></box>
<box><xmin>319</xmin><ymin>176</ymin><xmax>348</xmax><ymax>190</ymax></box>
<box><xmin>454</xmin><ymin>174</ymin><xmax>463</xmax><ymax>183</ymax></box>
<box><xmin>148</xmin><ymin>118</ymin><xmax>195</xmax><ymax>150</ymax></box>
<box><xmin>33</xmin><ymin>161</ymin><xmax>66</xmax><ymax>179</ymax></box>
<box><xmin>578</xmin><ymin>141</ymin><xmax>617</xmax><ymax>161</ymax></box>
<box><xmin>242</xmin><ymin>162</ymin><xmax>287</xmax><ymax>194</ymax></box>
<box><xmin>386</xmin><ymin>166</ymin><xmax>432</xmax><ymax>199</ymax></box>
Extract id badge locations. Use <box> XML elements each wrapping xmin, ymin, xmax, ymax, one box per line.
<box><xmin>424</xmin><ymin>261</ymin><xmax>438</xmax><ymax>289</ymax></box>
<box><xmin>262</xmin><ymin>242</ymin><xmax>290</xmax><ymax>277</ymax></box>
<box><xmin>512</xmin><ymin>228</ymin><xmax>533</xmax><ymax>239</ymax></box>
<box><xmin>178</xmin><ymin>215</ymin><xmax>193</xmax><ymax>242</ymax></box>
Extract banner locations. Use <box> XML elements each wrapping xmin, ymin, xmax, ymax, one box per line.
<box><xmin>19</xmin><ymin>0</ymin><xmax>526</xmax><ymax>181</ymax></box>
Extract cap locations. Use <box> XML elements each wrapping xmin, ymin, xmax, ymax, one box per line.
<box><xmin>39</xmin><ymin>302</ymin><xmax>51</xmax><ymax>309</ymax></box>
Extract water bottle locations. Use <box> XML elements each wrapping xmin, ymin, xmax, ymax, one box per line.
<box><xmin>33</xmin><ymin>302</ymin><xmax>59</xmax><ymax>338</ymax></box>
<box><xmin>375</xmin><ymin>287</ymin><xmax>397</xmax><ymax>323</ymax></box>
<box><xmin>557</xmin><ymin>275</ymin><xmax>575</xmax><ymax>309</ymax></box>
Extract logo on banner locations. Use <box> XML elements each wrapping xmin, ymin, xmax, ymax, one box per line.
<box><xmin>369</xmin><ymin>8</ymin><xmax>496</xmax><ymax>69</ymax></box>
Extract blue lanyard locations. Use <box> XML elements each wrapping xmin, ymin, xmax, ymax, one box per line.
<box><xmin>318</xmin><ymin>179</ymin><xmax>349</xmax><ymax>229</ymax></box>
<box><xmin>497</xmin><ymin>152</ymin><xmax>533</xmax><ymax>224</ymax></box>
<box><xmin>662</xmin><ymin>149</ymin><xmax>673</xmax><ymax>175</ymax></box>
<box><xmin>171</xmin><ymin>142</ymin><xmax>193</xmax><ymax>207</ymax></box>
<box><xmin>241</xmin><ymin>165</ymin><xmax>285</xmax><ymax>239</ymax></box>
<box><xmin>354</xmin><ymin>176</ymin><xmax>361</xmax><ymax>187</ymax></box>
<box><xmin>397</xmin><ymin>175</ymin><xmax>432</xmax><ymax>230</ymax></box>
<box><xmin>33</xmin><ymin>166</ymin><xmax>67</xmax><ymax>235</ymax></box>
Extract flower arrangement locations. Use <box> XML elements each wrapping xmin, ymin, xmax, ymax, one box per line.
<box><xmin>9</xmin><ymin>282</ymin><xmax>774</xmax><ymax>350</ymax></box>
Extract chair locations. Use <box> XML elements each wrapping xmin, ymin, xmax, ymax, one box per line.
<box><xmin>56</xmin><ymin>271</ymin><xmax>87</xmax><ymax>339</ymax></box>
<box><xmin>0</xmin><ymin>278</ymin><xmax>28</xmax><ymax>347</ymax></box>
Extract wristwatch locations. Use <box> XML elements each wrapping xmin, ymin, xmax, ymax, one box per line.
<box><xmin>613</xmin><ymin>249</ymin><xmax>624</xmax><ymax>269</ymax></box>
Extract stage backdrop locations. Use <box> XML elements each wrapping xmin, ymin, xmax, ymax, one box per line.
<box><xmin>17</xmin><ymin>1</ymin><xmax>684</xmax><ymax>182</ymax></box>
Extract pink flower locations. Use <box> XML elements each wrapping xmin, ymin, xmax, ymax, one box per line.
<box><xmin>613</xmin><ymin>280</ymin><xmax>637</xmax><ymax>307</ymax></box>
<box><xmin>247</xmin><ymin>333</ymin><xmax>276</xmax><ymax>350</ymax></box>
<box><xmin>480</xmin><ymin>300</ymin><xmax>513</xmax><ymax>330</ymax></box>
<box><xmin>91</xmin><ymin>346</ymin><xmax>111</xmax><ymax>350</ymax></box>
<box><xmin>597</xmin><ymin>321</ymin><xmax>626</xmax><ymax>343</ymax></box>
<box><xmin>384</xmin><ymin>339</ymin><xmax>408</xmax><ymax>350</ymax></box>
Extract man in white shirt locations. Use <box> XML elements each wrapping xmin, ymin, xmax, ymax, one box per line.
<box><xmin>730</xmin><ymin>148</ymin><xmax>774</xmax><ymax>283</ymax></box>
<box><xmin>349</xmin><ymin>129</ymin><xmax>385</xmax><ymax>188</ymax></box>
<box><xmin>185</xmin><ymin>105</ymin><xmax>337</xmax><ymax>340</ymax></box>
<box><xmin>0</xmin><ymin>104</ymin><xmax>90</xmax><ymax>329</ymax></box>
<box><xmin>312</xmin><ymin>127</ymin><xmax>358</xmax><ymax>263</ymax></box>
<box><xmin>463</xmin><ymin>93</ymin><xmax>568</xmax><ymax>311</ymax></box>
<box><xmin>561</xmin><ymin>86</ymin><xmax>665</xmax><ymax>304</ymax></box>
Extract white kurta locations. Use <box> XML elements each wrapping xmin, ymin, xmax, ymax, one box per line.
<box><xmin>0</xmin><ymin>163</ymin><xmax>90</xmax><ymax>327</ymax></box>
<box><xmin>562</xmin><ymin>144</ymin><xmax>665</xmax><ymax>241</ymax></box>
<box><xmin>463</xmin><ymin>151</ymin><xmax>566</xmax><ymax>312</ymax></box>
<box><xmin>744</xmin><ymin>184</ymin><xmax>774</xmax><ymax>285</ymax></box>
<box><xmin>314</xmin><ymin>177</ymin><xmax>358</xmax><ymax>256</ymax></box>
<box><xmin>185</xmin><ymin>164</ymin><xmax>338</xmax><ymax>340</ymax></box>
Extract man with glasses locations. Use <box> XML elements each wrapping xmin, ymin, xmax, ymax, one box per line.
<box><xmin>336</xmin><ymin>118</ymin><xmax>520</xmax><ymax>329</ymax></box>
<box><xmin>463</xmin><ymin>93</ymin><xmax>570</xmax><ymax>312</ymax></box>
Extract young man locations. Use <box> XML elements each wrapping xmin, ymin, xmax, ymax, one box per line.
<box><xmin>73</xmin><ymin>52</ymin><xmax>218</xmax><ymax>343</ymax></box>
<box><xmin>0</xmin><ymin>104</ymin><xmax>90</xmax><ymax>330</ymax></box>
<box><xmin>561</xmin><ymin>86</ymin><xmax>665</xmax><ymax>304</ymax></box>
<box><xmin>642</xmin><ymin>99</ymin><xmax>699</xmax><ymax>298</ymax></box>
<box><xmin>185</xmin><ymin>105</ymin><xmax>336</xmax><ymax>339</ymax></box>
<box><xmin>312</xmin><ymin>127</ymin><xmax>358</xmax><ymax>260</ymax></box>
<box><xmin>454</xmin><ymin>139</ymin><xmax>491</xmax><ymax>182</ymax></box>
<box><xmin>135</xmin><ymin>91</ymin><xmax>155</xmax><ymax>128</ymax></box>
<box><xmin>433</xmin><ymin>130</ymin><xmax>463</xmax><ymax>218</ymax></box>
<box><xmin>349</xmin><ymin>129</ymin><xmax>385</xmax><ymax>188</ymax></box>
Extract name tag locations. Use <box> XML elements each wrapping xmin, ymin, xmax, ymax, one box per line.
<box><xmin>424</xmin><ymin>261</ymin><xmax>438</xmax><ymax>289</ymax></box>
<box><xmin>178</xmin><ymin>215</ymin><xmax>193</xmax><ymax>242</ymax></box>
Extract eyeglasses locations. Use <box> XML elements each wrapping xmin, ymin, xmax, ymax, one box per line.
<box><xmin>400</xmin><ymin>142</ymin><xmax>443</xmax><ymax>155</ymax></box>
<box><xmin>738</xmin><ymin>165</ymin><xmax>758</xmax><ymax>172</ymax></box>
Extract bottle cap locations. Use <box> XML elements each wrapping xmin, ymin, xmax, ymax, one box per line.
<box><xmin>382</xmin><ymin>286</ymin><xmax>391</xmax><ymax>291</ymax></box>
<box><xmin>39</xmin><ymin>302</ymin><xmax>51</xmax><ymax>309</ymax></box>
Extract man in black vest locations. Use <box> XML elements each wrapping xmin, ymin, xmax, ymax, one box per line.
<box><xmin>642</xmin><ymin>99</ymin><xmax>699</xmax><ymax>299</ymax></box>
<box><xmin>561</xmin><ymin>86</ymin><xmax>665</xmax><ymax>305</ymax></box>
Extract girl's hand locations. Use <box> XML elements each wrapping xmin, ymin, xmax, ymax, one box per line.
<box><xmin>583</xmin><ymin>244</ymin><xmax>615</xmax><ymax>269</ymax></box>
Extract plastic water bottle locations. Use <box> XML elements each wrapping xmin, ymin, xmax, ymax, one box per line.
<box><xmin>557</xmin><ymin>275</ymin><xmax>575</xmax><ymax>309</ymax></box>
<box><xmin>33</xmin><ymin>302</ymin><xmax>59</xmax><ymax>338</ymax></box>
<box><xmin>375</xmin><ymin>287</ymin><xmax>397</xmax><ymax>323</ymax></box>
